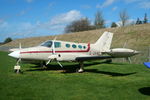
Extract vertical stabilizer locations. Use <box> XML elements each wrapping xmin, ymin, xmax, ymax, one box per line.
<box><xmin>94</xmin><ymin>31</ymin><xmax>113</xmax><ymax>52</ymax></box>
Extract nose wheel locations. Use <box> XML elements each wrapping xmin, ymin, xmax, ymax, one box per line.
<box><xmin>14</xmin><ymin>65</ymin><xmax>21</xmax><ymax>73</ymax></box>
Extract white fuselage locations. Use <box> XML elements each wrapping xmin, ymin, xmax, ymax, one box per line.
<box><xmin>9</xmin><ymin>40</ymin><xmax>99</xmax><ymax>62</ymax></box>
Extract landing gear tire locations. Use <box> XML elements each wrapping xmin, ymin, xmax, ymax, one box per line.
<box><xmin>14</xmin><ymin>65</ymin><xmax>21</xmax><ymax>74</ymax></box>
<box><xmin>76</xmin><ymin>61</ymin><xmax>84</xmax><ymax>73</ymax></box>
<box><xmin>14</xmin><ymin>69</ymin><xmax>21</xmax><ymax>73</ymax></box>
<box><xmin>77</xmin><ymin>68</ymin><xmax>84</xmax><ymax>73</ymax></box>
<box><xmin>106</xmin><ymin>59</ymin><xmax>112</xmax><ymax>63</ymax></box>
<box><xmin>42</xmin><ymin>61</ymin><xmax>47</xmax><ymax>69</ymax></box>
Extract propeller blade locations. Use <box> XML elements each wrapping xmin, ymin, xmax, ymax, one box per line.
<box><xmin>52</xmin><ymin>41</ymin><xmax>55</xmax><ymax>54</ymax></box>
<box><xmin>52</xmin><ymin>37</ymin><xmax>57</xmax><ymax>54</ymax></box>
<box><xmin>19</xmin><ymin>43</ymin><xmax>22</xmax><ymax>49</ymax></box>
<box><xmin>123</xmin><ymin>41</ymin><xmax>127</xmax><ymax>48</ymax></box>
<box><xmin>15</xmin><ymin>43</ymin><xmax>22</xmax><ymax>66</ymax></box>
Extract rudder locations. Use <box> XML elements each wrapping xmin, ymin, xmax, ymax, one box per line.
<box><xmin>94</xmin><ymin>31</ymin><xmax>113</xmax><ymax>52</ymax></box>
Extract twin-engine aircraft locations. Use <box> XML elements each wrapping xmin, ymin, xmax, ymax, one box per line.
<box><xmin>8</xmin><ymin>31</ymin><xmax>139</xmax><ymax>73</ymax></box>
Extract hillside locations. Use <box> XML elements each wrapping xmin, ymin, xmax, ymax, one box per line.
<box><xmin>3</xmin><ymin>24</ymin><xmax>150</xmax><ymax>48</ymax></box>
<box><xmin>2</xmin><ymin>24</ymin><xmax>150</xmax><ymax>63</ymax></box>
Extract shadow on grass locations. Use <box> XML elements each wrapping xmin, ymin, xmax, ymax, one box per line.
<box><xmin>26</xmin><ymin>63</ymin><xmax>78</xmax><ymax>73</ymax></box>
<box><xmin>139</xmin><ymin>87</ymin><xmax>150</xmax><ymax>96</ymax></box>
<box><xmin>25</xmin><ymin>62</ymin><xmax>136</xmax><ymax>76</ymax></box>
<box><xmin>85</xmin><ymin>69</ymin><xmax>136</xmax><ymax>76</ymax></box>
<box><xmin>26</xmin><ymin>61</ymin><xmax>106</xmax><ymax>72</ymax></box>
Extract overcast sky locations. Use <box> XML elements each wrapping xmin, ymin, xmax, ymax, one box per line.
<box><xmin>0</xmin><ymin>0</ymin><xmax>150</xmax><ymax>42</ymax></box>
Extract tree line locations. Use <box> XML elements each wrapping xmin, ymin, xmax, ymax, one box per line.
<box><xmin>65</xmin><ymin>10</ymin><xmax>105</xmax><ymax>33</ymax></box>
<box><xmin>0</xmin><ymin>37</ymin><xmax>12</xmax><ymax>45</ymax></box>
<box><xmin>65</xmin><ymin>9</ymin><xmax>149</xmax><ymax>33</ymax></box>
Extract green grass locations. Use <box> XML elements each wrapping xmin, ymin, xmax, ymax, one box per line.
<box><xmin>0</xmin><ymin>51</ymin><xmax>150</xmax><ymax>100</ymax></box>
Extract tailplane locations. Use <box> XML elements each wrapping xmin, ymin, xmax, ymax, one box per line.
<box><xmin>94</xmin><ymin>31</ymin><xmax>113</xmax><ymax>52</ymax></box>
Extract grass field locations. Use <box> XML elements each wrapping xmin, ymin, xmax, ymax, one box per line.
<box><xmin>0</xmin><ymin>51</ymin><xmax>150</xmax><ymax>100</ymax></box>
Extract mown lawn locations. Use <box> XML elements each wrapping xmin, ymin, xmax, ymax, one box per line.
<box><xmin>0</xmin><ymin>51</ymin><xmax>150</xmax><ymax>100</ymax></box>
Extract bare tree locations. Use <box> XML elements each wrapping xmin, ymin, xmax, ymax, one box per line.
<box><xmin>94</xmin><ymin>10</ymin><xmax>105</xmax><ymax>29</ymax></box>
<box><xmin>119</xmin><ymin>9</ymin><xmax>129</xmax><ymax>26</ymax></box>
<box><xmin>143</xmin><ymin>13</ymin><xmax>148</xmax><ymax>24</ymax></box>
<box><xmin>65</xmin><ymin>18</ymin><xmax>93</xmax><ymax>33</ymax></box>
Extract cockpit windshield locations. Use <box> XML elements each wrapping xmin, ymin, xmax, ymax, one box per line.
<box><xmin>40</xmin><ymin>41</ymin><xmax>52</xmax><ymax>47</ymax></box>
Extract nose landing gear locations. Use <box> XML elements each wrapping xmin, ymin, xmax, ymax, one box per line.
<box><xmin>14</xmin><ymin>59</ymin><xmax>21</xmax><ymax>74</ymax></box>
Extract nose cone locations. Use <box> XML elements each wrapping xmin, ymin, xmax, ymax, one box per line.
<box><xmin>133</xmin><ymin>50</ymin><xmax>140</xmax><ymax>55</ymax></box>
<box><xmin>8</xmin><ymin>51</ymin><xmax>20</xmax><ymax>59</ymax></box>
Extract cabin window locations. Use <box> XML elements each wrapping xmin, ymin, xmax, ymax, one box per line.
<box><xmin>40</xmin><ymin>41</ymin><xmax>52</xmax><ymax>47</ymax></box>
<box><xmin>54</xmin><ymin>42</ymin><xmax>61</xmax><ymax>48</ymax></box>
<box><xmin>83</xmin><ymin>46</ymin><xmax>86</xmax><ymax>49</ymax></box>
<box><xmin>66</xmin><ymin>44</ymin><xmax>70</xmax><ymax>48</ymax></box>
<box><xmin>78</xmin><ymin>45</ymin><xmax>82</xmax><ymax>49</ymax></box>
<box><xmin>72</xmin><ymin>44</ymin><xmax>77</xmax><ymax>48</ymax></box>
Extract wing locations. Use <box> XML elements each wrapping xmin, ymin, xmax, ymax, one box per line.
<box><xmin>75</xmin><ymin>55</ymin><xmax>113</xmax><ymax>61</ymax></box>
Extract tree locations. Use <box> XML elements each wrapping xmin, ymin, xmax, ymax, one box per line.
<box><xmin>111</xmin><ymin>22</ymin><xmax>117</xmax><ymax>28</ymax></box>
<box><xmin>136</xmin><ymin>18</ymin><xmax>142</xmax><ymax>24</ymax></box>
<box><xmin>119</xmin><ymin>9</ymin><xmax>129</xmax><ymax>26</ymax></box>
<box><xmin>94</xmin><ymin>10</ymin><xmax>105</xmax><ymax>29</ymax></box>
<box><xmin>136</xmin><ymin>18</ymin><xmax>140</xmax><ymax>24</ymax></box>
<box><xmin>4</xmin><ymin>37</ymin><xmax>12</xmax><ymax>44</ymax></box>
<box><xmin>143</xmin><ymin>13</ymin><xmax>148</xmax><ymax>24</ymax></box>
<box><xmin>65</xmin><ymin>18</ymin><xmax>93</xmax><ymax>33</ymax></box>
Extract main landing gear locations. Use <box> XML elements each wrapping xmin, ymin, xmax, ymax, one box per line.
<box><xmin>41</xmin><ymin>61</ymin><xmax>47</xmax><ymax>69</ymax></box>
<box><xmin>77</xmin><ymin>61</ymin><xmax>84</xmax><ymax>73</ymax></box>
<box><xmin>40</xmin><ymin>61</ymin><xmax>85</xmax><ymax>73</ymax></box>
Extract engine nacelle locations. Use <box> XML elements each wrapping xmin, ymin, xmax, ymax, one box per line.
<box><xmin>105</xmin><ymin>48</ymin><xmax>139</xmax><ymax>58</ymax></box>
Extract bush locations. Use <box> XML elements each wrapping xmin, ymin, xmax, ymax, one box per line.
<box><xmin>4</xmin><ymin>37</ymin><xmax>12</xmax><ymax>44</ymax></box>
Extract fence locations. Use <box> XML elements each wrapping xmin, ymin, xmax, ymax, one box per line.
<box><xmin>112</xmin><ymin>46</ymin><xmax>150</xmax><ymax>64</ymax></box>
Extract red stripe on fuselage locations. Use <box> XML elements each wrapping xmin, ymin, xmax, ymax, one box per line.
<box><xmin>20</xmin><ymin>43</ymin><xmax>90</xmax><ymax>54</ymax></box>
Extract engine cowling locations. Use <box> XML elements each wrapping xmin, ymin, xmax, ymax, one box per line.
<box><xmin>105</xmin><ymin>48</ymin><xmax>139</xmax><ymax>58</ymax></box>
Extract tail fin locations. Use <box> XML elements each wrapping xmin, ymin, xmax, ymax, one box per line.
<box><xmin>94</xmin><ymin>31</ymin><xmax>113</xmax><ymax>52</ymax></box>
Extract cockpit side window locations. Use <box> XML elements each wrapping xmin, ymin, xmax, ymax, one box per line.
<box><xmin>54</xmin><ymin>42</ymin><xmax>61</xmax><ymax>48</ymax></box>
<box><xmin>40</xmin><ymin>41</ymin><xmax>52</xmax><ymax>47</ymax></box>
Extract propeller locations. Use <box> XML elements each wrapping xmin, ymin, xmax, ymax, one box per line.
<box><xmin>52</xmin><ymin>37</ymin><xmax>56</xmax><ymax>54</ymax></box>
<box><xmin>46</xmin><ymin>37</ymin><xmax>63</xmax><ymax>68</ymax></box>
<box><xmin>19</xmin><ymin>43</ymin><xmax>22</xmax><ymax>50</ymax></box>
<box><xmin>123</xmin><ymin>40</ymin><xmax>127</xmax><ymax>48</ymax></box>
<box><xmin>16</xmin><ymin>43</ymin><xmax>22</xmax><ymax>65</ymax></box>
